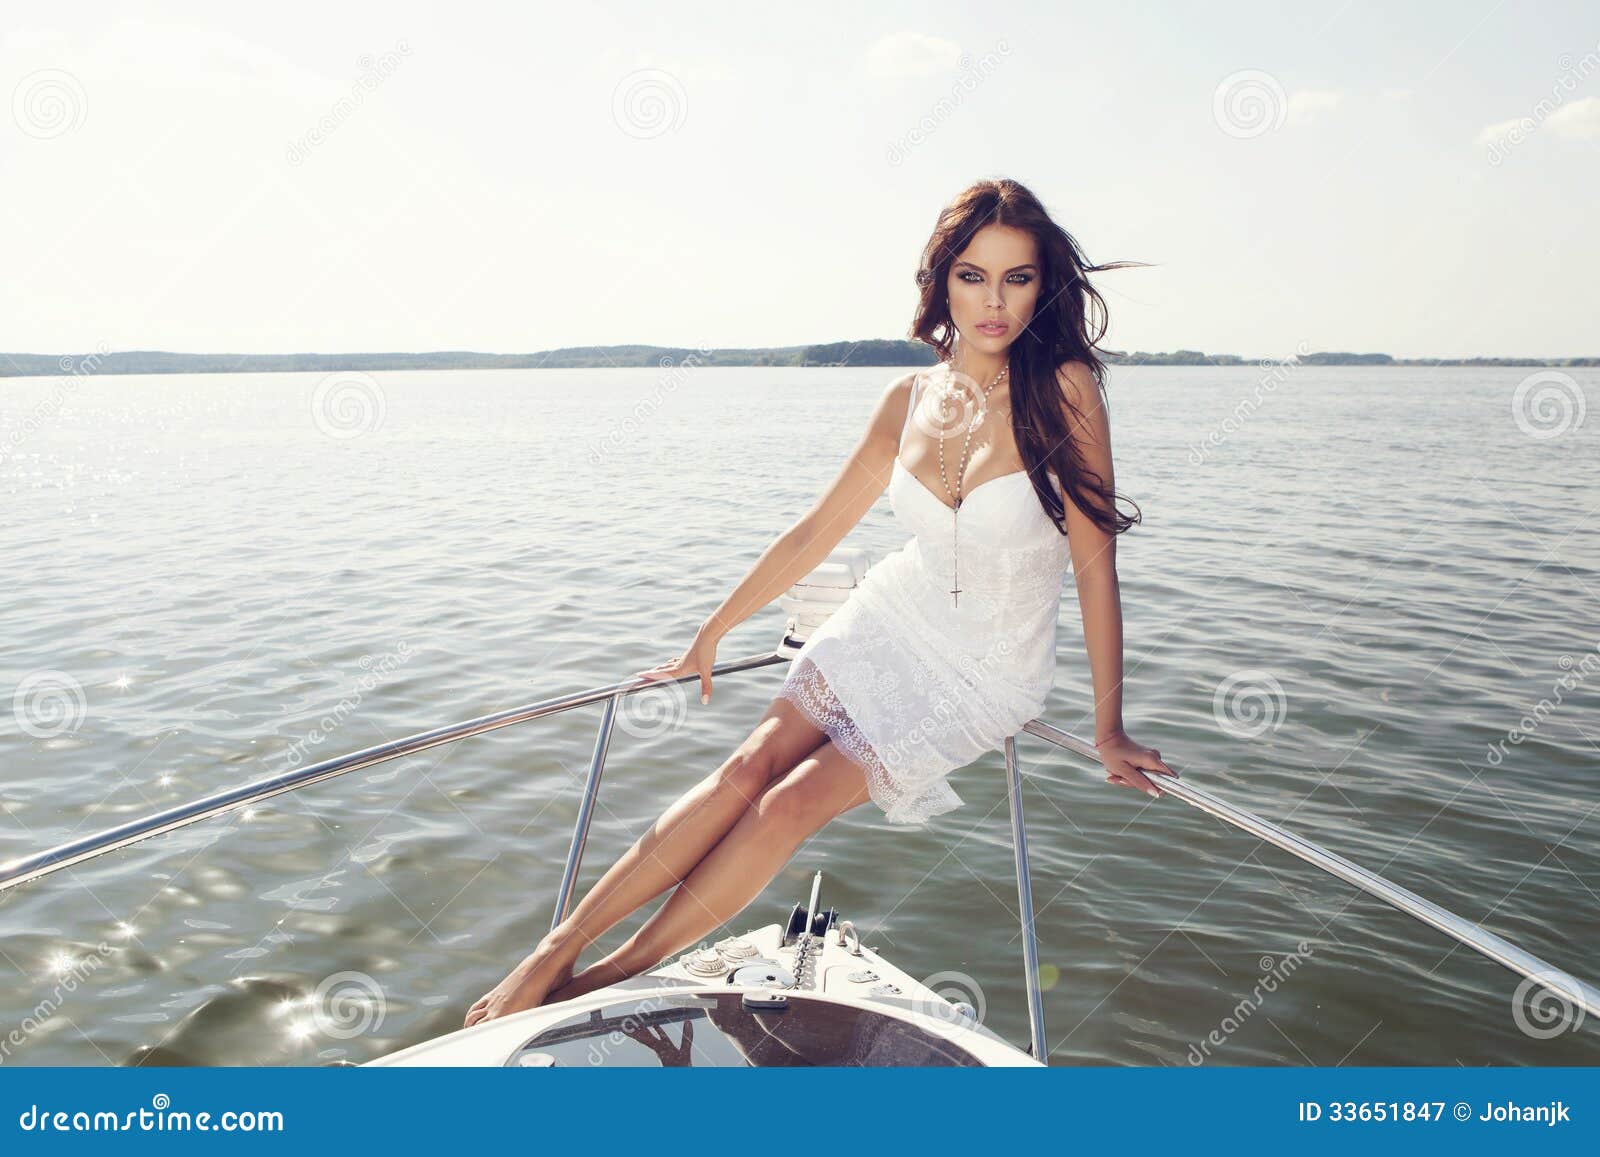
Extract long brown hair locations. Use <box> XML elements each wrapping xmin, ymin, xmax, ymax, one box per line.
<box><xmin>909</xmin><ymin>178</ymin><xmax>1142</xmax><ymax>538</ymax></box>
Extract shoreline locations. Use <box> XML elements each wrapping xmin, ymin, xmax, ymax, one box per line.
<box><xmin>6</xmin><ymin>342</ymin><xmax>1597</xmax><ymax>378</ymax></box>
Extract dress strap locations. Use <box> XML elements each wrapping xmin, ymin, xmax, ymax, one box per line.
<box><xmin>897</xmin><ymin>369</ymin><xmax>925</xmax><ymax>457</ymax></box>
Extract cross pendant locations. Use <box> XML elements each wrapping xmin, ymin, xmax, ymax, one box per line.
<box><xmin>951</xmin><ymin>512</ymin><xmax>961</xmax><ymax>607</ymax></box>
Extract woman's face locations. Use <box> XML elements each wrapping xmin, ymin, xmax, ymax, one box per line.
<box><xmin>944</xmin><ymin>223</ymin><xmax>1041</xmax><ymax>357</ymax></box>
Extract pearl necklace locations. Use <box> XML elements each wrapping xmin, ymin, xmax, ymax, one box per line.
<box><xmin>936</xmin><ymin>363</ymin><xmax>1008</xmax><ymax>609</ymax></box>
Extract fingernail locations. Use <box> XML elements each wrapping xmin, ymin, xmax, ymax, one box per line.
<box><xmin>1146</xmin><ymin>789</ymin><xmax>1159</xmax><ymax>799</ymax></box>
<box><xmin>701</xmin><ymin>693</ymin><xmax>710</xmax><ymax>704</ymax></box>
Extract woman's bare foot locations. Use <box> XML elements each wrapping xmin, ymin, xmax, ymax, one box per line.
<box><xmin>542</xmin><ymin>942</ymin><xmax>675</xmax><ymax>1007</ymax></box>
<box><xmin>463</xmin><ymin>946</ymin><xmax>577</xmax><ymax>1028</ymax></box>
<box><xmin>541</xmin><ymin>959</ymin><xmax>623</xmax><ymax>1007</ymax></box>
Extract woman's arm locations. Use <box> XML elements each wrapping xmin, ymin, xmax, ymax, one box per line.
<box><xmin>698</xmin><ymin>372</ymin><xmax>917</xmax><ymax>646</ymax></box>
<box><xmin>1055</xmin><ymin>361</ymin><xmax>1127</xmax><ymax>741</ymax></box>
<box><xmin>1055</xmin><ymin>361</ymin><xmax>1176</xmax><ymax>797</ymax></box>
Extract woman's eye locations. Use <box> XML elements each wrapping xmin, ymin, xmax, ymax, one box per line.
<box><xmin>957</xmin><ymin>271</ymin><xmax>1032</xmax><ymax>284</ymax></box>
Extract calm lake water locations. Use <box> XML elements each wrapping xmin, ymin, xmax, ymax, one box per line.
<box><xmin>1</xmin><ymin>363</ymin><xmax>1596</xmax><ymax>1066</ymax></box>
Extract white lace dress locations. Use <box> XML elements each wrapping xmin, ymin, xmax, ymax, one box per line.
<box><xmin>777</xmin><ymin>364</ymin><xmax>1074</xmax><ymax>826</ymax></box>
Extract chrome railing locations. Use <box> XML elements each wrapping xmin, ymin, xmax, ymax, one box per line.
<box><xmin>1020</xmin><ymin>718</ymin><xmax>1600</xmax><ymax>1025</ymax></box>
<box><xmin>0</xmin><ymin>650</ymin><xmax>787</xmax><ymax>895</ymax></box>
<box><xmin>2</xmin><ymin>644</ymin><xmax>1595</xmax><ymax>1062</ymax></box>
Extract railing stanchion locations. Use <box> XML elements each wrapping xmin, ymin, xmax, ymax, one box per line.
<box><xmin>1004</xmin><ymin>734</ymin><xmax>1049</xmax><ymax>1060</ymax></box>
<box><xmin>552</xmin><ymin>694</ymin><xmax>620</xmax><ymax>929</ymax></box>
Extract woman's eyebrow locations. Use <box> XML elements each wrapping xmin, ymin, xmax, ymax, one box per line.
<box><xmin>954</xmin><ymin>259</ymin><xmax>1039</xmax><ymax>273</ymax></box>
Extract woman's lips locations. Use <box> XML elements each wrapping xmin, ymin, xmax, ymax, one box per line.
<box><xmin>976</xmin><ymin>320</ymin><xmax>1008</xmax><ymax>334</ymax></box>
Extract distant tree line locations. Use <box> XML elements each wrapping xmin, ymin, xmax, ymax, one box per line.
<box><xmin>5</xmin><ymin>342</ymin><xmax>1595</xmax><ymax>377</ymax></box>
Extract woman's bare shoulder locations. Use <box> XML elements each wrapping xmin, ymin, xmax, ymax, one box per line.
<box><xmin>875</xmin><ymin>368</ymin><xmax>921</xmax><ymax>419</ymax></box>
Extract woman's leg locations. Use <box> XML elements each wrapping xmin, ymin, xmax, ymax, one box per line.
<box><xmin>541</xmin><ymin>739</ymin><xmax>873</xmax><ymax>1006</ymax></box>
<box><xmin>464</xmin><ymin>694</ymin><xmax>827</xmax><ymax>1026</ymax></box>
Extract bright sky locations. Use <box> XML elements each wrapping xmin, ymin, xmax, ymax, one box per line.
<box><xmin>2</xmin><ymin>1</ymin><xmax>1597</xmax><ymax>359</ymax></box>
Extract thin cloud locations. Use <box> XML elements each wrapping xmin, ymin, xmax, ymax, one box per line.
<box><xmin>861</xmin><ymin>30</ymin><xmax>962</xmax><ymax>79</ymax></box>
<box><xmin>1546</xmin><ymin>95</ymin><xmax>1600</xmax><ymax>139</ymax></box>
<box><xmin>1477</xmin><ymin>96</ymin><xmax>1600</xmax><ymax>147</ymax></box>
<box><xmin>1477</xmin><ymin>117</ymin><xmax>1525</xmax><ymax>146</ymax></box>
<box><xmin>1286</xmin><ymin>89</ymin><xmax>1343</xmax><ymax>123</ymax></box>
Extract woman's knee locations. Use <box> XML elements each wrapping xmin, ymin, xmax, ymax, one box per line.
<box><xmin>715</xmin><ymin>711</ymin><xmax>824</xmax><ymax>801</ymax></box>
<box><xmin>713</xmin><ymin>731</ymin><xmax>789</xmax><ymax>803</ymax></box>
<box><xmin>710</xmin><ymin>752</ymin><xmax>769</xmax><ymax>806</ymax></box>
<box><xmin>757</xmin><ymin>756</ymin><xmax>861</xmax><ymax>834</ymax></box>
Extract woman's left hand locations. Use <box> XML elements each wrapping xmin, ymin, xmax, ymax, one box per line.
<box><xmin>1094</xmin><ymin>730</ymin><xmax>1178</xmax><ymax>799</ymax></box>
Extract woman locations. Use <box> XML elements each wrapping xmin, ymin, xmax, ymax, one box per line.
<box><xmin>464</xmin><ymin>177</ymin><xmax>1177</xmax><ymax>1027</ymax></box>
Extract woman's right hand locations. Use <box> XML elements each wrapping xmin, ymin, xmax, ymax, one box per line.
<box><xmin>634</xmin><ymin>627</ymin><xmax>721</xmax><ymax>705</ymax></box>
